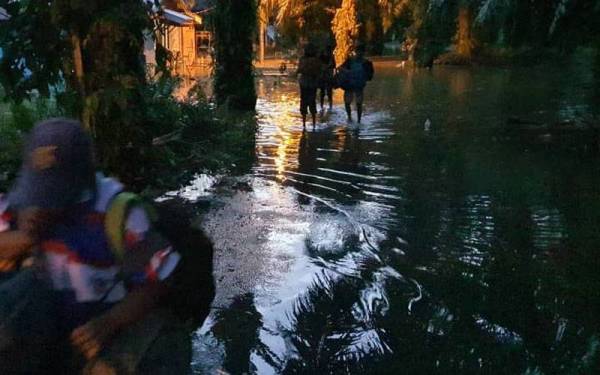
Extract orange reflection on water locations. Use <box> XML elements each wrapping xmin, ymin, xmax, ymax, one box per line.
<box><xmin>256</xmin><ymin>78</ymin><xmax>350</xmax><ymax>183</ymax></box>
<box><xmin>257</xmin><ymin>90</ymin><xmax>303</xmax><ymax>182</ymax></box>
<box><xmin>275</xmin><ymin>130</ymin><xmax>295</xmax><ymax>181</ymax></box>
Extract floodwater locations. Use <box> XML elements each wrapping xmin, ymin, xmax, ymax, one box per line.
<box><xmin>189</xmin><ymin>54</ymin><xmax>600</xmax><ymax>374</ymax></box>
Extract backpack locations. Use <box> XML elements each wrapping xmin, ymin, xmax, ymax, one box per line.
<box><xmin>105</xmin><ymin>193</ymin><xmax>215</xmax><ymax>326</ymax></box>
<box><xmin>335</xmin><ymin>58</ymin><xmax>374</xmax><ymax>90</ymax></box>
<box><xmin>349</xmin><ymin>60</ymin><xmax>367</xmax><ymax>89</ymax></box>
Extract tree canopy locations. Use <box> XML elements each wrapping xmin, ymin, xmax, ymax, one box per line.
<box><xmin>266</xmin><ymin>0</ymin><xmax>600</xmax><ymax>65</ymax></box>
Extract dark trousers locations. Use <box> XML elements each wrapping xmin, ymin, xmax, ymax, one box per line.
<box><xmin>343</xmin><ymin>88</ymin><xmax>364</xmax><ymax>106</ymax></box>
<box><xmin>0</xmin><ymin>271</ymin><xmax>191</xmax><ymax>375</ymax></box>
<box><xmin>300</xmin><ymin>86</ymin><xmax>317</xmax><ymax>116</ymax></box>
<box><xmin>0</xmin><ymin>270</ymin><xmax>67</xmax><ymax>374</ymax></box>
<box><xmin>319</xmin><ymin>85</ymin><xmax>333</xmax><ymax>108</ymax></box>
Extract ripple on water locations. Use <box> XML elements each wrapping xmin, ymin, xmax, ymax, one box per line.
<box><xmin>195</xmin><ymin>66</ymin><xmax>599</xmax><ymax>373</ymax></box>
<box><xmin>306</xmin><ymin>214</ymin><xmax>359</xmax><ymax>258</ymax></box>
<box><xmin>158</xmin><ymin>173</ymin><xmax>218</xmax><ymax>202</ymax></box>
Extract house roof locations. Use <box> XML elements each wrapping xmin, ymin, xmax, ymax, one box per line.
<box><xmin>163</xmin><ymin>8</ymin><xmax>195</xmax><ymax>25</ymax></box>
<box><xmin>0</xmin><ymin>7</ymin><xmax>9</xmax><ymax>21</ymax></box>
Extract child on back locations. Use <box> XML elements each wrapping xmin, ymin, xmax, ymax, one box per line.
<box><xmin>337</xmin><ymin>43</ymin><xmax>374</xmax><ymax>123</ymax></box>
<box><xmin>0</xmin><ymin>118</ymin><xmax>181</xmax><ymax>373</ymax></box>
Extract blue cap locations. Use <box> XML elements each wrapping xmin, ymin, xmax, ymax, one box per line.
<box><xmin>8</xmin><ymin>118</ymin><xmax>95</xmax><ymax>209</ymax></box>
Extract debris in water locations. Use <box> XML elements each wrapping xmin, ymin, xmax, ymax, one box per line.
<box><xmin>424</xmin><ymin>119</ymin><xmax>432</xmax><ymax>132</ymax></box>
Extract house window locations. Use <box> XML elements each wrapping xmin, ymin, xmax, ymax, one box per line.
<box><xmin>196</xmin><ymin>31</ymin><xmax>211</xmax><ymax>56</ymax></box>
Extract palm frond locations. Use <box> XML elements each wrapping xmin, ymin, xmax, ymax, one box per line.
<box><xmin>549</xmin><ymin>0</ymin><xmax>570</xmax><ymax>35</ymax></box>
<box><xmin>276</xmin><ymin>0</ymin><xmax>303</xmax><ymax>25</ymax></box>
<box><xmin>474</xmin><ymin>0</ymin><xmax>510</xmax><ymax>24</ymax></box>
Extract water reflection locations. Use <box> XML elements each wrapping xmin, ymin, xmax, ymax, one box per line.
<box><xmin>195</xmin><ymin>57</ymin><xmax>600</xmax><ymax>374</ymax></box>
<box><xmin>211</xmin><ymin>294</ymin><xmax>265</xmax><ymax>374</ymax></box>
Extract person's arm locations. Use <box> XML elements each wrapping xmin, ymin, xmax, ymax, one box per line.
<box><xmin>0</xmin><ymin>230</ymin><xmax>34</xmax><ymax>260</ymax></box>
<box><xmin>295</xmin><ymin>57</ymin><xmax>305</xmax><ymax>77</ymax></box>
<box><xmin>70</xmin><ymin>282</ymin><xmax>167</xmax><ymax>359</ymax></box>
<box><xmin>0</xmin><ymin>231</ymin><xmax>34</xmax><ymax>271</ymax></box>
<box><xmin>0</xmin><ymin>199</ymin><xmax>35</xmax><ymax>269</ymax></box>
<box><xmin>71</xmin><ymin>204</ymin><xmax>179</xmax><ymax>359</ymax></box>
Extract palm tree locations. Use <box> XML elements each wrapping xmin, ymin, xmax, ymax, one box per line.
<box><xmin>258</xmin><ymin>0</ymin><xmax>280</xmax><ymax>62</ymax></box>
<box><xmin>257</xmin><ymin>0</ymin><xmax>302</xmax><ymax>62</ymax></box>
<box><xmin>162</xmin><ymin>0</ymin><xmax>196</xmax><ymax>12</ymax></box>
<box><xmin>332</xmin><ymin>0</ymin><xmax>360</xmax><ymax>65</ymax></box>
<box><xmin>377</xmin><ymin>0</ymin><xmax>411</xmax><ymax>34</ymax></box>
<box><xmin>213</xmin><ymin>0</ymin><xmax>258</xmax><ymax>110</ymax></box>
<box><xmin>275</xmin><ymin>0</ymin><xmax>304</xmax><ymax>25</ymax></box>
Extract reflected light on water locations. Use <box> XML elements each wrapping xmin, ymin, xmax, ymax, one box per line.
<box><xmin>257</xmin><ymin>94</ymin><xmax>303</xmax><ymax>182</ymax></box>
<box><xmin>194</xmin><ymin>63</ymin><xmax>600</xmax><ymax>374</ymax></box>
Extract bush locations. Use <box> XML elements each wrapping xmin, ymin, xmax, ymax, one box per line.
<box><xmin>0</xmin><ymin>93</ymin><xmax>64</xmax><ymax>190</ymax></box>
<box><xmin>0</xmin><ymin>125</ymin><xmax>21</xmax><ymax>191</ymax></box>
<box><xmin>132</xmin><ymin>78</ymin><xmax>257</xmax><ymax>194</ymax></box>
<box><xmin>0</xmin><ymin>78</ymin><xmax>257</xmax><ymax>195</ymax></box>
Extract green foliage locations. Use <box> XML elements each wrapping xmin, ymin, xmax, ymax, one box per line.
<box><xmin>378</xmin><ymin>0</ymin><xmax>600</xmax><ymax>64</ymax></box>
<box><xmin>133</xmin><ymin>78</ymin><xmax>257</xmax><ymax>194</ymax></box>
<box><xmin>0</xmin><ymin>91</ymin><xmax>63</xmax><ymax>191</ymax></box>
<box><xmin>213</xmin><ymin>0</ymin><xmax>258</xmax><ymax>111</ymax></box>
<box><xmin>0</xmin><ymin>1</ymin><xmax>65</xmax><ymax>100</ymax></box>
<box><xmin>0</xmin><ymin>0</ymin><xmax>159</xmax><ymax>180</ymax></box>
<box><xmin>0</xmin><ymin>76</ymin><xmax>257</xmax><ymax>194</ymax></box>
<box><xmin>357</xmin><ymin>0</ymin><xmax>385</xmax><ymax>55</ymax></box>
<box><xmin>0</xmin><ymin>2</ymin><xmax>258</xmax><ymax>194</ymax></box>
<box><xmin>0</xmin><ymin>125</ymin><xmax>21</xmax><ymax>191</ymax></box>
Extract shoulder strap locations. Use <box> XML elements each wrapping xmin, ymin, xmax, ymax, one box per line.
<box><xmin>105</xmin><ymin>192</ymin><xmax>157</xmax><ymax>262</ymax></box>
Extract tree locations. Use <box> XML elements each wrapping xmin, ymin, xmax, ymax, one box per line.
<box><xmin>258</xmin><ymin>0</ymin><xmax>279</xmax><ymax>63</ymax></box>
<box><xmin>275</xmin><ymin>0</ymin><xmax>338</xmax><ymax>47</ymax></box>
<box><xmin>377</xmin><ymin>0</ymin><xmax>410</xmax><ymax>34</ymax></box>
<box><xmin>356</xmin><ymin>0</ymin><xmax>385</xmax><ymax>55</ymax></box>
<box><xmin>332</xmin><ymin>0</ymin><xmax>361</xmax><ymax>65</ymax></box>
<box><xmin>0</xmin><ymin>0</ymin><xmax>157</xmax><ymax>178</ymax></box>
<box><xmin>455</xmin><ymin>2</ymin><xmax>474</xmax><ymax>58</ymax></box>
<box><xmin>276</xmin><ymin>0</ymin><xmax>304</xmax><ymax>25</ymax></box>
<box><xmin>213</xmin><ymin>0</ymin><xmax>257</xmax><ymax>111</ymax></box>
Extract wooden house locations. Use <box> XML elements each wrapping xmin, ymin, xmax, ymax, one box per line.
<box><xmin>145</xmin><ymin>1</ymin><xmax>214</xmax><ymax>77</ymax></box>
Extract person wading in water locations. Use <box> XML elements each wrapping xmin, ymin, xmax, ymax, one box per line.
<box><xmin>337</xmin><ymin>43</ymin><xmax>374</xmax><ymax>123</ymax></box>
<box><xmin>318</xmin><ymin>44</ymin><xmax>336</xmax><ymax>112</ymax></box>
<box><xmin>296</xmin><ymin>42</ymin><xmax>322</xmax><ymax>127</ymax></box>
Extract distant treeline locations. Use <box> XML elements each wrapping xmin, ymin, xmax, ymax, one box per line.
<box><xmin>258</xmin><ymin>0</ymin><xmax>600</xmax><ymax>65</ymax></box>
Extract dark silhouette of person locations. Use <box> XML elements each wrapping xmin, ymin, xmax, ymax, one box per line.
<box><xmin>296</xmin><ymin>43</ymin><xmax>322</xmax><ymax>127</ymax></box>
<box><xmin>318</xmin><ymin>45</ymin><xmax>336</xmax><ymax>111</ymax></box>
<box><xmin>337</xmin><ymin>43</ymin><xmax>374</xmax><ymax>123</ymax></box>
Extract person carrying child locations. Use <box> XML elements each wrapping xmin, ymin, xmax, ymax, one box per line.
<box><xmin>336</xmin><ymin>43</ymin><xmax>374</xmax><ymax>123</ymax></box>
<box><xmin>0</xmin><ymin>118</ymin><xmax>191</xmax><ymax>374</ymax></box>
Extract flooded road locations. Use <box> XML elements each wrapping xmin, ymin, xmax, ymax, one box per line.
<box><xmin>190</xmin><ymin>55</ymin><xmax>600</xmax><ymax>374</ymax></box>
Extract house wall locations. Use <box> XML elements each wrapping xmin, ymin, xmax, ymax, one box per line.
<box><xmin>151</xmin><ymin>18</ymin><xmax>212</xmax><ymax>78</ymax></box>
<box><xmin>143</xmin><ymin>30</ymin><xmax>156</xmax><ymax>67</ymax></box>
<box><xmin>182</xmin><ymin>25</ymin><xmax>196</xmax><ymax>70</ymax></box>
<box><xmin>165</xmin><ymin>24</ymin><xmax>198</xmax><ymax>76</ymax></box>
